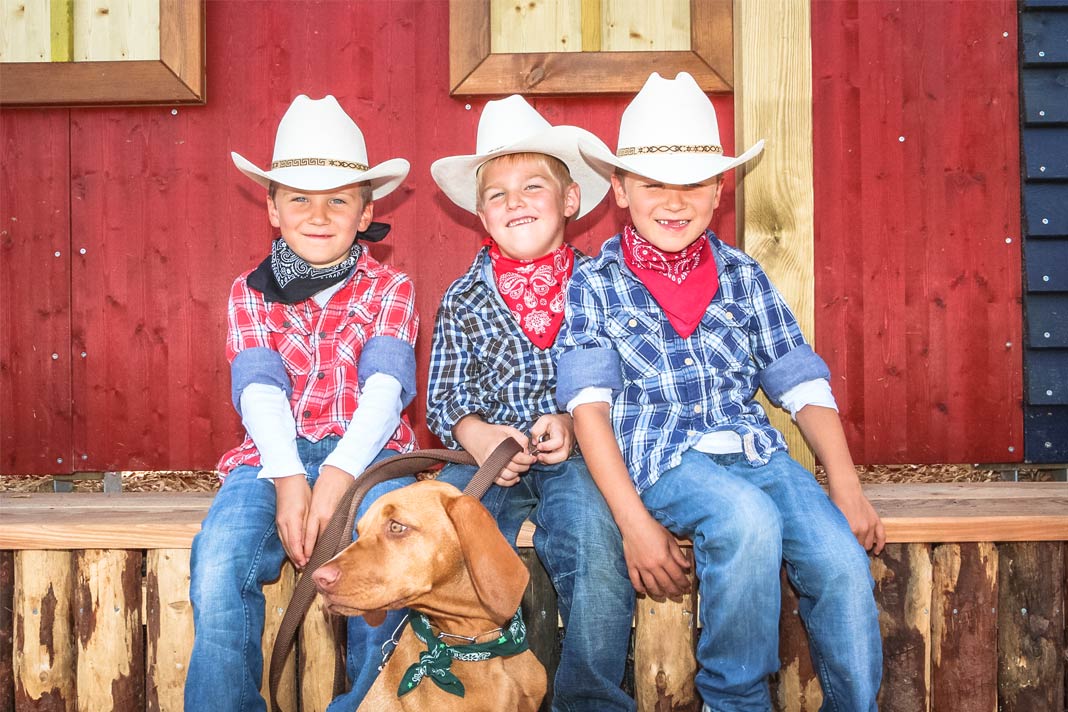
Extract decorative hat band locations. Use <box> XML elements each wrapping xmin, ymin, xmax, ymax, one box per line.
<box><xmin>271</xmin><ymin>157</ymin><xmax>370</xmax><ymax>171</ymax></box>
<box><xmin>616</xmin><ymin>144</ymin><xmax>723</xmax><ymax>157</ymax></box>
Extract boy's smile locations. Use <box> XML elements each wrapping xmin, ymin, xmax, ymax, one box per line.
<box><xmin>268</xmin><ymin>183</ymin><xmax>373</xmax><ymax>268</ymax></box>
<box><xmin>476</xmin><ymin>156</ymin><xmax>580</xmax><ymax>261</ymax></box>
<box><xmin>611</xmin><ymin>172</ymin><xmax>724</xmax><ymax>252</ymax></box>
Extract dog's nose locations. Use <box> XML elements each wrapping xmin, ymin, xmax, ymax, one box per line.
<box><xmin>312</xmin><ymin>563</ymin><xmax>341</xmax><ymax>591</ymax></box>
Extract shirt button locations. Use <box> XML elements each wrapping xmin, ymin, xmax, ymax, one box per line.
<box><xmin>302</xmin><ymin>410</ymin><xmax>312</xmax><ymax>418</ymax></box>
<box><xmin>316</xmin><ymin>372</ymin><xmax>325</xmax><ymax>380</ymax></box>
<box><xmin>684</xmin><ymin>357</ymin><xmax>694</xmax><ymax>366</ymax></box>
<box><xmin>282</xmin><ymin>320</ymin><xmax>292</xmax><ymax>328</ymax></box>
<box><xmin>348</xmin><ymin>310</ymin><xmax>356</xmax><ymax>317</ymax></box>
<box><xmin>319</xmin><ymin>331</ymin><xmax>328</xmax><ymax>338</ymax></box>
<box><xmin>688</xmin><ymin>430</ymin><xmax>698</xmax><ymax>437</ymax></box>
<box><xmin>694</xmin><ymin>404</ymin><xmax>703</xmax><ymax>414</ymax></box>
<box><xmin>725</xmin><ymin>311</ymin><xmax>735</xmax><ymax>321</ymax></box>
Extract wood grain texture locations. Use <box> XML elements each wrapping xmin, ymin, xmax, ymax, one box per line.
<box><xmin>520</xmin><ymin>548</ymin><xmax>559</xmax><ymax>712</ymax></box>
<box><xmin>0</xmin><ymin>0</ymin><xmax>50</xmax><ymax>61</ymax></box>
<box><xmin>996</xmin><ymin>542</ymin><xmax>1065</xmax><ymax>712</ymax></box>
<box><xmin>298</xmin><ymin>595</ymin><xmax>343</xmax><ymax>712</ymax></box>
<box><xmin>733</xmin><ymin>0</ymin><xmax>814</xmax><ymax>471</ymax></box>
<box><xmin>74</xmin><ymin>549</ymin><xmax>144</xmax><ymax>711</ymax></box>
<box><xmin>931</xmin><ymin>543</ymin><xmax>997</xmax><ymax>711</ymax></box>
<box><xmin>772</xmin><ymin>570</ymin><xmax>821</xmax><ymax>712</ymax></box>
<box><xmin>633</xmin><ymin>549</ymin><xmax>698</xmax><ymax>712</ymax></box>
<box><xmin>262</xmin><ymin>564</ymin><xmax>297</xmax><ymax>712</ymax></box>
<box><xmin>0</xmin><ymin>551</ymin><xmax>13</xmax><ymax>712</ymax></box>
<box><xmin>145</xmin><ymin>549</ymin><xmax>193</xmax><ymax>712</ymax></box>
<box><xmin>812</xmin><ymin>0</ymin><xmax>1023</xmax><ymax>464</ymax></box>
<box><xmin>873</xmin><ymin>543</ymin><xmax>932</xmax><ymax>712</ymax></box>
<box><xmin>13</xmin><ymin>551</ymin><xmax>75</xmax><ymax>711</ymax></box>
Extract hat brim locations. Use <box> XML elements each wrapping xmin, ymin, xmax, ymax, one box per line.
<box><xmin>430</xmin><ymin>126</ymin><xmax>610</xmax><ymax>219</ymax></box>
<box><xmin>231</xmin><ymin>152</ymin><xmax>410</xmax><ymax>201</ymax></box>
<box><xmin>578</xmin><ymin>138</ymin><xmax>765</xmax><ymax>186</ymax></box>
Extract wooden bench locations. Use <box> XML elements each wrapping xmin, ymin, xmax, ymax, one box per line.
<box><xmin>1</xmin><ymin>483</ymin><xmax>1066</xmax><ymax>711</ymax></box>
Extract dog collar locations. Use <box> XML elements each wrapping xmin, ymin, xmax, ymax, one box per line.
<box><xmin>397</xmin><ymin>608</ymin><xmax>530</xmax><ymax>698</ymax></box>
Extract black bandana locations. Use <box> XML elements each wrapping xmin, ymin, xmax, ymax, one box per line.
<box><xmin>247</xmin><ymin>222</ymin><xmax>390</xmax><ymax>304</ymax></box>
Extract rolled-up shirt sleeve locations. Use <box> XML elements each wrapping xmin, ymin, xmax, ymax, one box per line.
<box><xmin>555</xmin><ymin>272</ymin><xmax>624</xmax><ymax>409</ymax></box>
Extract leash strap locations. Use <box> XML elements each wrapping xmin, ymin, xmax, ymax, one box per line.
<box><xmin>268</xmin><ymin>439</ymin><xmax>522</xmax><ymax>712</ymax></box>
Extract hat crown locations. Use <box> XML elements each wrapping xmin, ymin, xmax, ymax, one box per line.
<box><xmin>474</xmin><ymin>95</ymin><xmax>554</xmax><ymax>155</ymax></box>
<box><xmin>272</xmin><ymin>94</ymin><xmax>369</xmax><ymax>166</ymax></box>
<box><xmin>616</xmin><ymin>72</ymin><xmax>722</xmax><ymax>153</ymax></box>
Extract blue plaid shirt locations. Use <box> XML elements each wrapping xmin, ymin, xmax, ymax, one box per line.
<box><xmin>427</xmin><ymin>246</ymin><xmax>587</xmax><ymax>448</ymax></box>
<box><xmin>556</xmin><ymin>231</ymin><xmax>830</xmax><ymax>494</ymax></box>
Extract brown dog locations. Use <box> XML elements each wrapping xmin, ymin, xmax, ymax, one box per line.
<box><xmin>312</xmin><ymin>479</ymin><xmax>547</xmax><ymax>711</ymax></box>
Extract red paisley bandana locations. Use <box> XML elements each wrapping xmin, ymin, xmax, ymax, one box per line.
<box><xmin>487</xmin><ymin>240</ymin><xmax>575</xmax><ymax>350</ymax></box>
<box><xmin>621</xmin><ymin>224</ymin><xmax>719</xmax><ymax>338</ymax></box>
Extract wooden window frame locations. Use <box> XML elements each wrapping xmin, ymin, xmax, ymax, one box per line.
<box><xmin>449</xmin><ymin>0</ymin><xmax>733</xmax><ymax>95</ymax></box>
<box><xmin>0</xmin><ymin>0</ymin><xmax>205</xmax><ymax>108</ymax></box>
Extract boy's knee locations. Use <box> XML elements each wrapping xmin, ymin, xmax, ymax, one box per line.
<box><xmin>717</xmin><ymin>488</ymin><xmax>782</xmax><ymax>556</ymax></box>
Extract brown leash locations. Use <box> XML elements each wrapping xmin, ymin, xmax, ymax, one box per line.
<box><xmin>268</xmin><ymin>439</ymin><xmax>522</xmax><ymax>712</ymax></box>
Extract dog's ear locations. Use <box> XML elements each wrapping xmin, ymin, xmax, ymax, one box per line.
<box><xmin>446</xmin><ymin>494</ymin><xmax>530</xmax><ymax>624</ymax></box>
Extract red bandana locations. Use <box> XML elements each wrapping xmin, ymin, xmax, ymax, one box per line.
<box><xmin>621</xmin><ymin>224</ymin><xmax>719</xmax><ymax>338</ymax></box>
<box><xmin>486</xmin><ymin>239</ymin><xmax>575</xmax><ymax>350</ymax></box>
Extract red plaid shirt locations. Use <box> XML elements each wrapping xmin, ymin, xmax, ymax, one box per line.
<box><xmin>217</xmin><ymin>253</ymin><xmax>419</xmax><ymax>475</ymax></box>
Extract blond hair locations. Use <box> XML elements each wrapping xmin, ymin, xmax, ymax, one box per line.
<box><xmin>475</xmin><ymin>152</ymin><xmax>573</xmax><ymax>209</ymax></box>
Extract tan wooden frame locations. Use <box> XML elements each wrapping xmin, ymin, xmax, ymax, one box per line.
<box><xmin>0</xmin><ymin>0</ymin><xmax>204</xmax><ymax>108</ymax></box>
<box><xmin>449</xmin><ymin>0</ymin><xmax>733</xmax><ymax>95</ymax></box>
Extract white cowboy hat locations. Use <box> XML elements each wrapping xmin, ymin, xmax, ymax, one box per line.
<box><xmin>231</xmin><ymin>95</ymin><xmax>409</xmax><ymax>199</ymax></box>
<box><xmin>579</xmin><ymin>72</ymin><xmax>765</xmax><ymax>185</ymax></box>
<box><xmin>430</xmin><ymin>95</ymin><xmax>610</xmax><ymax>219</ymax></box>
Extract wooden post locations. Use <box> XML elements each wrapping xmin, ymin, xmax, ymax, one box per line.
<box><xmin>146</xmin><ymin>549</ymin><xmax>193</xmax><ymax>712</ymax></box>
<box><xmin>633</xmin><ymin>548</ymin><xmax>698</xmax><ymax>712</ymax></box>
<box><xmin>734</xmin><ymin>0</ymin><xmax>816</xmax><ymax>471</ymax></box>
<box><xmin>74</xmin><ymin>549</ymin><xmax>144</xmax><ymax>711</ymax></box>
<box><xmin>772</xmin><ymin>569</ymin><xmax>821</xmax><ymax>712</ymax></box>
<box><xmin>262</xmin><ymin>564</ymin><xmax>297</xmax><ymax>711</ymax></box>
<box><xmin>14</xmin><ymin>550</ymin><xmax>75</xmax><ymax>711</ymax></box>
<box><xmin>298</xmin><ymin>595</ymin><xmax>343</xmax><ymax>712</ymax></box>
<box><xmin>997</xmin><ymin>542</ymin><xmax>1065</xmax><ymax>712</ymax></box>
<box><xmin>873</xmin><ymin>543</ymin><xmax>933</xmax><ymax>712</ymax></box>
<box><xmin>0</xmin><ymin>550</ymin><xmax>14</xmax><ymax>712</ymax></box>
<box><xmin>931</xmin><ymin>543</ymin><xmax>997</xmax><ymax>711</ymax></box>
<box><xmin>520</xmin><ymin>549</ymin><xmax>559</xmax><ymax>712</ymax></box>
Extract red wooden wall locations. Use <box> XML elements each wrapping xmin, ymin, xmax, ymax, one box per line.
<box><xmin>0</xmin><ymin>0</ymin><xmax>1021</xmax><ymax>474</ymax></box>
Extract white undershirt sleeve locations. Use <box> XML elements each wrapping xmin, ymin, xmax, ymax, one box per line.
<box><xmin>565</xmin><ymin>386</ymin><xmax>613</xmax><ymax>414</ymax></box>
<box><xmin>779</xmin><ymin>378</ymin><xmax>838</xmax><ymax>419</ymax></box>
<box><xmin>239</xmin><ymin>383</ymin><xmax>306</xmax><ymax>479</ymax></box>
<box><xmin>322</xmin><ymin>372</ymin><xmax>404</xmax><ymax>478</ymax></box>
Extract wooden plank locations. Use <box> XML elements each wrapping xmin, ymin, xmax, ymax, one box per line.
<box><xmin>1026</xmin><ymin>350</ymin><xmax>1068</xmax><ymax>404</ymax></box>
<box><xmin>873</xmin><ymin>543</ymin><xmax>932</xmax><ymax>712</ymax></box>
<box><xmin>1021</xmin><ymin>11</ymin><xmax>1068</xmax><ymax>64</ymax></box>
<box><xmin>72</xmin><ymin>0</ymin><xmax>159</xmax><ymax>62</ymax></box>
<box><xmin>50</xmin><ymin>0</ymin><xmax>73</xmax><ymax>62</ymax></box>
<box><xmin>520</xmin><ymin>549</ymin><xmax>559</xmax><ymax>712</ymax></box>
<box><xmin>1025</xmin><ymin>293</ymin><xmax>1068</xmax><ymax>348</ymax></box>
<box><xmin>580</xmin><ymin>0</ymin><xmax>601</xmax><ymax>52</ymax></box>
<box><xmin>0</xmin><ymin>110</ymin><xmax>72</xmax><ymax>475</ymax></box>
<box><xmin>1023</xmin><ymin>127</ymin><xmax>1068</xmax><ymax>180</ymax></box>
<box><xmin>145</xmin><ymin>549</ymin><xmax>192</xmax><ymax>712</ymax></box>
<box><xmin>298</xmin><ymin>595</ymin><xmax>342</xmax><ymax>712</ymax></box>
<box><xmin>734</xmin><ymin>0</ymin><xmax>815</xmax><ymax>471</ymax></box>
<box><xmin>1022</xmin><ymin>68</ymin><xmax>1068</xmax><ymax>124</ymax></box>
<box><xmin>0</xmin><ymin>551</ymin><xmax>13</xmax><ymax>712</ymax></box>
<box><xmin>772</xmin><ymin>569</ymin><xmax>821</xmax><ymax>712</ymax></box>
<box><xmin>490</xmin><ymin>0</ymin><xmax>581</xmax><ymax>54</ymax></box>
<box><xmin>996</xmin><ymin>542</ymin><xmax>1065</xmax><ymax>711</ymax></box>
<box><xmin>1025</xmin><ymin>406</ymin><xmax>1068</xmax><ymax>462</ymax></box>
<box><xmin>813</xmin><ymin>0</ymin><xmax>1023</xmax><ymax>465</ymax></box>
<box><xmin>1025</xmin><ymin>183</ymin><xmax>1068</xmax><ymax>237</ymax></box>
<box><xmin>74</xmin><ymin>549</ymin><xmax>144</xmax><ymax>711</ymax></box>
<box><xmin>13</xmin><ymin>551</ymin><xmax>75</xmax><ymax>711</ymax></box>
<box><xmin>262</xmin><ymin>565</ymin><xmax>297</xmax><ymax>712</ymax></box>
<box><xmin>0</xmin><ymin>0</ymin><xmax>50</xmax><ymax>61</ymax></box>
<box><xmin>931</xmin><ymin>543</ymin><xmax>998</xmax><ymax>711</ymax></box>
<box><xmin>1025</xmin><ymin>239</ymin><xmax>1068</xmax><ymax>290</ymax></box>
<box><xmin>633</xmin><ymin>548</ymin><xmax>698</xmax><ymax>712</ymax></box>
<box><xmin>601</xmin><ymin>0</ymin><xmax>690</xmax><ymax>51</ymax></box>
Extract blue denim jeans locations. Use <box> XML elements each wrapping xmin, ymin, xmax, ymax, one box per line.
<box><xmin>421</xmin><ymin>456</ymin><xmax>637</xmax><ymax>712</ymax></box>
<box><xmin>185</xmin><ymin>437</ymin><xmax>409</xmax><ymax>712</ymax></box>
<box><xmin>642</xmin><ymin>450</ymin><xmax>881</xmax><ymax>712</ymax></box>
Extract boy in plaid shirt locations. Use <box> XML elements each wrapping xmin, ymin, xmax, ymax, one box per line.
<box><xmin>187</xmin><ymin>95</ymin><xmax>420</xmax><ymax>711</ymax></box>
<box><xmin>557</xmin><ymin>73</ymin><xmax>884</xmax><ymax>711</ymax></box>
<box><xmin>422</xmin><ymin>96</ymin><xmax>636</xmax><ymax>712</ymax></box>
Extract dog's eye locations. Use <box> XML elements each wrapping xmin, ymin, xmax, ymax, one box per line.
<box><xmin>387</xmin><ymin>520</ymin><xmax>408</xmax><ymax>535</ymax></box>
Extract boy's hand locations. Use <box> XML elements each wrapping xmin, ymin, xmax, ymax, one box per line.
<box><xmin>305</xmin><ymin>465</ymin><xmax>355</xmax><ymax>560</ymax></box>
<box><xmin>529</xmin><ymin>414</ymin><xmax>574</xmax><ymax>465</ymax></box>
<box><xmin>830</xmin><ymin>481</ymin><xmax>886</xmax><ymax>554</ymax></box>
<box><xmin>274</xmin><ymin>474</ymin><xmax>312</xmax><ymax>568</ymax></box>
<box><xmin>453</xmin><ymin>416</ymin><xmax>536</xmax><ymax>487</ymax></box>
<box><xmin>620</xmin><ymin>511</ymin><xmax>692</xmax><ymax>599</ymax></box>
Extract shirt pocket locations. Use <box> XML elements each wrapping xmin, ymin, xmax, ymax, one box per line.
<box><xmin>265</xmin><ymin>308</ymin><xmax>314</xmax><ymax>375</ymax></box>
<box><xmin>477</xmin><ymin>331</ymin><xmax>523</xmax><ymax>390</ymax></box>
<box><xmin>605</xmin><ymin>309</ymin><xmax>668</xmax><ymax>382</ymax></box>
<box><xmin>336</xmin><ymin>303</ymin><xmax>379</xmax><ymax>368</ymax></box>
<box><xmin>698</xmin><ymin>302</ymin><xmax>753</xmax><ymax>372</ymax></box>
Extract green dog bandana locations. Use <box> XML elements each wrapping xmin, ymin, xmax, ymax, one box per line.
<box><xmin>397</xmin><ymin>608</ymin><xmax>530</xmax><ymax>698</ymax></box>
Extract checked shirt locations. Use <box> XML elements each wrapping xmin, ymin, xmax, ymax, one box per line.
<box><xmin>218</xmin><ymin>252</ymin><xmax>419</xmax><ymax>475</ymax></box>
<box><xmin>427</xmin><ymin>246</ymin><xmax>586</xmax><ymax>448</ymax></box>
<box><xmin>556</xmin><ymin>231</ymin><xmax>831</xmax><ymax>494</ymax></box>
